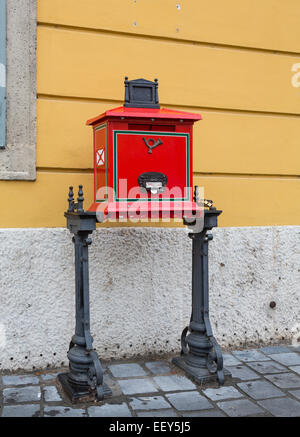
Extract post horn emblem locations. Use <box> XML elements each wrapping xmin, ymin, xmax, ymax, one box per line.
<box><xmin>143</xmin><ymin>137</ymin><xmax>163</xmax><ymax>154</ymax></box>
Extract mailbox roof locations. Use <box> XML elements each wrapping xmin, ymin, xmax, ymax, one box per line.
<box><xmin>86</xmin><ymin>106</ymin><xmax>202</xmax><ymax>126</ymax></box>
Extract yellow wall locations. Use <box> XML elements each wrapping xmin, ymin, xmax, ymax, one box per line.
<box><xmin>2</xmin><ymin>0</ymin><xmax>300</xmax><ymax>227</ymax></box>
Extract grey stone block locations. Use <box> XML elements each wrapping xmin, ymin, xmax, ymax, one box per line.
<box><xmin>237</xmin><ymin>380</ymin><xmax>285</xmax><ymax>400</ymax></box>
<box><xmin>203</xmin><ymin>386</ymin><xmax>244</xmax><ymax>401</ymax></box>
<box><xmin>227</xmin><ymin>365</ymin><xmax>260</xmax><ymax>381</ymax></box>
<box><xmin>217</xmin><ymin>399</ymin><xmax>265</xmax><ymax>417</ymax></box>
<box><xmin>153</xmin><ymin>375</ymin><xmax>196</xmax><ymax>392</ymax></box>
<box><xmin>41</xmin><ymin>373</ymin><xmax>59</xmax><ymax>382</ymax></box>
<box><xmin>260</xmin><ymin>346</ymin><xmax>291</xmax><ymax>355</ymax></box>
<box><xmin>3</xmin><ymin>386</ymin><xmax>41</xmax><ymax>403</ymax></box>
<box><xmin>290</xmin><ymin>366</ymin><xmax>300</xmax><ymax>375</ymax></box>
<box><xmin>1</xmin><ymin>0</ymin><xmax>36</xmax><ymax>181</ymax></box>
<box><xmin>2</xmin><ymin>375</ymin><xmax>39</xmax><ymax>386</ymax></box>
<box><xmin>109</xmin><ymin>363</ymin><xmax>147</xmax><ymax>378</ymax></box>
<box><xmin>258</xmin><ymin>397</ymin><xmax>300</xmax><ymax>417</ymax></box>
<box><xmin>2</xmin><ymin>404</ymin><xmax>40</xmax><ymax>417</ymax></box>
<box><xmin>181</xmin><ymin>409</ymin><xmax>226</xmax><ymax>417</ymax></box>
<box><xmin>43</xmin><ymin>385</ymin><xmax>62</xmax><ymax>403</ymax></box>
<box><xmin>223</xmin><ymin>353</ymin><xmax>241</xmax><ymax>367</ymax></box>
<box><xmin>271</xmin><ymin>353</ymin><xmax>300</xmax><ymax>366</ymax></box>
<box><xmin>166</xmin><ymin>391</ymin><xmax>213</xmax><ymax>411</ymax></box>
<box><xmin>44</xmin><ymin>406</ymin><xmax>86</xmax><ymax>417</ymax></box>
<box><xmin>289</xmin><ymin>390</ymin><xmax>300</xmax><ymax>401</ymax></box>
<box><xmin>265</xmin><ymin>373</ymin><xmax>300</xmax><ymax>389</ymax></box>
<box><xmin>129</xmin><ymin>396</ymin><xmax>171</xmax><ymax>411</ymax></box>
<box><xmin>88</xmin><ymin>403</ymin><xmax>132</xmax><ymax>417</ymax></box>
<box><xmin>145</xmin><ymin>361</ymin><xmax>171</xmax><ymax>375</ymax></box>
<box><xmin>137</xmin><ymin>409</ymin><xmax>178</xmax><ymax>417</ymax></box>
<box><xmin>232</xmin><ymin>350</ymin><xmax>270</xmax><ymax>362</ymax></box>
<box><xmin>247</xmin><ymin>360</ymin><xmax>287</xmax><ymax>374</ymax></box>
<box><xmin>118</xmin><ymin>378</ymin><xmax>158</xmax><ymax>395</ymax></box>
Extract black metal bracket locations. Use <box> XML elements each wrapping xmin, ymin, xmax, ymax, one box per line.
<box><xmin>124</xmin><ymin>77</ymin><xmax>160</xmax><ymax>109</ymax></box>
<box><xmin>173</xmin><ymin>187</ymin><xmax>231</xmax><ymax>385</ymax></box>
<box><xmin>57</xmin><ymin>186</ymin><xmax>111</xmax><ymax>403</ymax></box>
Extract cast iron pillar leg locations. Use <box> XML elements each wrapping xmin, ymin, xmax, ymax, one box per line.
<box><xmin>172</xmin><ymin>205</ymin><xmax>231</xmax><ymax>385</ymax></box>
<box><xmin>57</xmin><ymin>186</ymin><xmax>112</xmax><ymax>403</ymax></box>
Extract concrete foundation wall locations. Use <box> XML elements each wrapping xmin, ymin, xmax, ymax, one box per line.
<box><xmin>0</xmin><ymin>226</ymin><xmax>299</xmax><ymax>371</ymax></box>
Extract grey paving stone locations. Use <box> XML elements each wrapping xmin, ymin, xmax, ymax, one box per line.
<box><xmin>88</xmin><ymin>403</ymin><xmax>132</xmax><ymax>417</ymax></box>
<box><xmin>289</xmin><ymin>345</ymin><xmax>300</xmax><ymax>353</ymax></box>
<box><xmin>40</xmin><ymin>373</ymin><xmax>59</xmax><ymax>382</ymax></box>
<box><xmin>258</xmin><ymin>397</ymin><xmax>300</xmax><ymax>417</ymax></box>
<box><xmin>137</xmin><ymin>409</ymin><xmax>178</xmax><ymax>417</ymax></box>
<box><xmin>145</xmin><ymin>361</ymin><xmax>171</xmax><ymax>375</ymax></box>
<box><xmin>203</xmin><ymin>386</ymin><xmax>244</xmax><ymax>401</ymax></box>
<box><xmin>44</xmin><ymin>406</ymin><xmax>86</xmax><ymax>417</ymax></box>
<box><xmin>181</xmin><ymin>409</ymin><xmax>226</xmax><ymax>417</ymax></box>
<box><xmin>109</xmin><ymin>363</ymin><xmax>147</xmax><ymax>378</ymax></box>
<box><xmin>260</xmin><ymin>346</ymin><xmax>291</xmax><ymax>355</ymax></box>
<box><xmin>232</xmin><ymin>350</ymin><xmax>270</xmax><ymax>362</ymax></box>
<box><xmin>103</xmin><ymin>373</ymin><xmax>115</xmax><ymax>386</ymax></box>
<box><xmin>43</xmin><ymin>385</ymin><xmax>62</xmax><ymax>402</ymax></box>
<box><xmin>289</xmin><ymin>390</ymin><xmax>300</xmax><ymax>401</ymax></box>
<box><xmin>129</xmin><ymin>396</ymin><xmax>171</xmax><ymax>411</ymax></box>
<box><xmin>223</xmin><ymin>353</ymin><xmax>241</xmax><ymax>367</ymax></box>
<box><xmin>118</xmin><ymin>378</ymin><xmax>158</xmax><ymax>395</ymax></box>
<box><xmin>153</xmin><ymin>375</ymin><xmax>196</xmax><ymax>392</ymax></box>
<box><xmin>227</xmin><ymin>365</ymin><xmax>260</xmax><ymax>381</ymax></box>
<box><xmin>265</xmin><ymin>372</ymin><xmax>300</xmax><ymax>389</ymax></box>
<box><xmin>290</xmin><ymin>366</ymin><xmax>300</xmax><ymax>375</ymax></box>
<box><xmin>237</xmin><ymin>380</ymin><xmax>285</xmax><ymax>400</ymax></box>
<box><xmin>217</xmin><ymin>399</ymin><xmax>265</xmax><ymax>417</ymax></box>
<box><xmin>247</xmin><ymin>360</ymin><xmax>287</xmax><ymax>374</ymax></box>
<box><xmin>271</xmin><ymin>352</ymin><xmax>300</xmax><ymax>366</ymax></box>
<box><xmin>2</xmin><ymin>404</ymin><xmax>40</xmax><ymax>417</ymax></box>
<box><xmin>3</xmin><ymin>386</ymin><xmax>41</xmax><ymax>403</ymax></box>
<box><xmin>2</xmin><ymin>374</ymin><xmax>39</xmax><ymax>386</ymax></box>
<box><xmin>166</xmin><ymin>391</ymin><xmax>213</xmax><ymax>411</ymax></box>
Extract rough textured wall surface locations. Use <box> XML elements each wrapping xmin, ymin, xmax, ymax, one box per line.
<box><xmin>0</xmin><ymin>0</ymin><xmax>36</xmax><ymax>180</ymax></box>
<box><xmin>0</xmin><ymin>226</ymin><xmax>299</xmax><ymax>371</ymax></box>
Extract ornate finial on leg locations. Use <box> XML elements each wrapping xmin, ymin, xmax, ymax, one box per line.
<box><xmin>77</xmin><ymin>185</ymin><xmax>84</xmax><ymax>213</ymax></box>
<box><xmin>68</xmin><ymin>186</ymin><xmax>74</xmax><ymax>212</ymax></box>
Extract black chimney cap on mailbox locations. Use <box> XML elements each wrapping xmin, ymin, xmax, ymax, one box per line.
<box><xmin>124</xmin><ymin>77</ymin><xmax>160</xmax><ymax>109</ymax></box>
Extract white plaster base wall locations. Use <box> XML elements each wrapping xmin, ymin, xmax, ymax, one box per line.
<box><xmin>0</xmin><ymin>226</ymin><xmax>299</xmax><ymax>371</ymax></box>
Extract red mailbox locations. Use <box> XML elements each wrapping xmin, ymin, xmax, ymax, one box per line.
<box><xmin>87</xmin><ymin>78</ymin><xmax>202</xmax><ymax>221</ymax></box>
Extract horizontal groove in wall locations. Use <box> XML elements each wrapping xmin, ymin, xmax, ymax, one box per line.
<box><xmin>194</xmin><ymin>172</ymin><xmax>300</xmax><ymax>180</ymax></box>
<box><xmin>37</xmin><ymin>167</ymin><xmax>93</xmax><ymax>174</ymax></box>
<box><xmin>36</xmin><ymin>168</ymin><xmax>300</xmax><ymax>180</ymax></box>
<box><xmin>37</xmin><ymin>94</ymin><xmax>300</xmax><ymax>120</ymax></box>
<box><xmin>37</xmin><ymin>22</ymin><xmax>300</xmax><ymax>58</ymax></box>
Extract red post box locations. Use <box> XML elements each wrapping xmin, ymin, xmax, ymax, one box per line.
<box><xmin>86</xmin><ymin>78</ymin><xmax>202</xmax><ymax>221</ymax></box>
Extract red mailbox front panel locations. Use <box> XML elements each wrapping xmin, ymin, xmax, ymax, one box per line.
<box><xmin>113</xmin><ymin>130</ymin><xmax>191</xmax><ymax>202</ymax></box>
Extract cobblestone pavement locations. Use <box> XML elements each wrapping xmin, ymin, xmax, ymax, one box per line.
<box><xmin>1</xmin><ymin>344</ymin><xmax>300</xmax><ymax>417</ymax></box>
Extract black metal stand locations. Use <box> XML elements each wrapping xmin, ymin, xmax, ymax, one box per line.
<box><xmin>57</xmin><ymin>186</ymin><xmax>111</xmax><ymax>403</ymax></box>
<box><xmin>172</xmin><ymin>204</ymin><xmax>231</xmax><ymax>385</ymax></box>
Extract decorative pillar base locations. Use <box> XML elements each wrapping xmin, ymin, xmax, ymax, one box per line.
<box><xmin>57</xmin><ymin>373</ymin><xmax>112</xmax><ymax>404</ymax></box>
<box><xmin>58</xmin><ymin>186</ymin><xmax>112</xmax><ymax>403</ymax></box>
<box><xmin>172</xmin><ymin>356</ymin><xmax>231</xmax><ymax>385</ymax></box>
<box><xmin>173</xmin><ymin>195</ymin><xmax>231</xmax><ymax>386</ymax></box>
